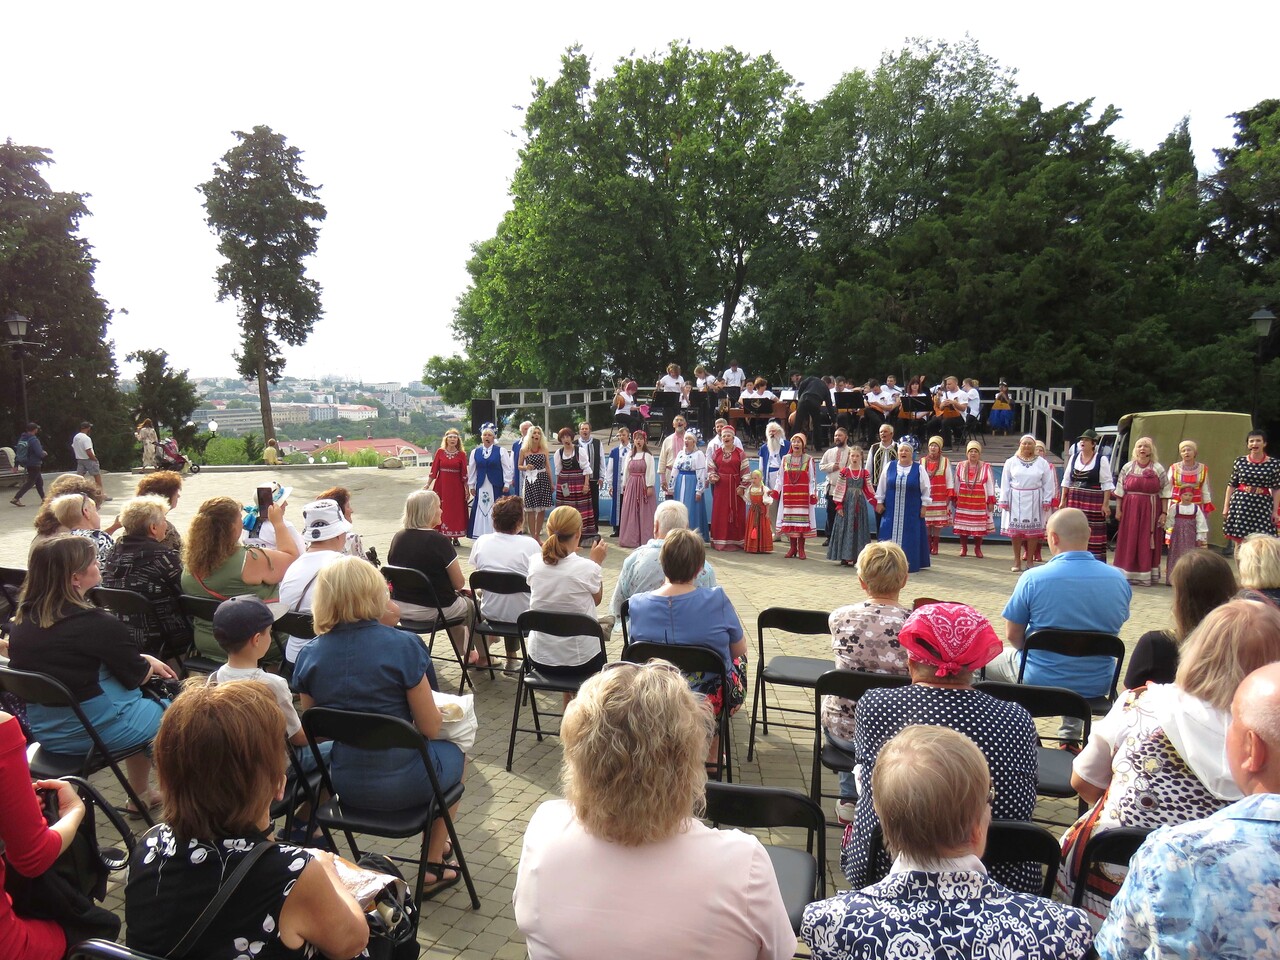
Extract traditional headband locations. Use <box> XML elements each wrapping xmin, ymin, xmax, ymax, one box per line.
<box><xmin>481</xmin><ymin>422</ymin><xmax>497</xmax><ymax>434</ymax></box>
<box><xmin>966</xmin><ymin>440</ymin><xmax>983</xmax><ymax>453</ymax></box>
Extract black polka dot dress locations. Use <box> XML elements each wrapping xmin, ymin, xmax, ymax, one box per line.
<box><xmin>1223</xmin><ymin>455</ymin><xmax>1280</xmax><ymax>541</ymax></box>
<box><xmin>841</xmin><ymin>685</ymin><xmax>1041</xmax><ymax>893</ymax></box>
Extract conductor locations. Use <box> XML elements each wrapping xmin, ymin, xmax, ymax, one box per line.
<box><xmin>789</xmin><ymin>370</ymin><xmax>835</xmax><ymax>448</ymax></box>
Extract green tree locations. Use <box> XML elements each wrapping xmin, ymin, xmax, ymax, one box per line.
<box><xmin>0</xmin><ymin>141</ymin><xmax>130</xmax><ymax>467</ymax></box>
<box><xmin>198</xmin><ymin>126</ymin><xmax>326</xmax><ymax>442</ymax></box>
<box><xmin>126</xmin><ymin>348</ymin><xmax>200</xmax><ymax>437</ymax></box>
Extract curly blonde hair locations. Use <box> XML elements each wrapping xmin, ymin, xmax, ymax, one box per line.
<box><xmin>561</xmin><ymin>663</ymin><xmax>712</xmax><ymax>846</ymax></box>
<box><xmin>1177</xmin><ymin>599</ymin><xmax>1280</xmax><ymax>711</ymax></box>
<box><xmin>32</xmin><ymin>475</ymin><xmax>101</xmax><ymax>535</ymax></box>
<box><xmin>183</xmin><ymin>497</ymin><xmax>244</xmax><ymax>579</ymax></box>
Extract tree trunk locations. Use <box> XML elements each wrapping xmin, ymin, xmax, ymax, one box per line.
<box><xmin>256</xmin><ymin>328</ymin><xmax>276</xmax><ymax>443</ymax></box>
<box><xmin>716</xmin><ymin>252</ymin><xmax>748</xmax><ymax>370</ymax></box>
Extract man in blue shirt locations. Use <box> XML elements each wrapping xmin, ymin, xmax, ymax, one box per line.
<box><xmin>1096</xmin><ymin>662</ymin><xmax>1280</xmax><ymax>960</ymax></box>
<box><xmin>10</xmin><ymin>421</ymin><xmax>47</xmax><ymax>506</ymax></box>
<box><xmin>985</xmin><ymin>508</ymin><xmax>1131</xmax><ymax>742</ymax></box>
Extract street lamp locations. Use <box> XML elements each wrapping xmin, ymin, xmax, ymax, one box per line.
<box><xmin>1252</xmin><ymin>307</ymin><xmax>1276</xmax><ymax>427</ymax></box>
<box><xmin>4</xmin><ymin>313</ymin><xmax>39</xmax><ymax>426</ymax></box>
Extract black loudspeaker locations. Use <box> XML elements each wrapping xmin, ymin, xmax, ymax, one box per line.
<box><xmin>1061</xmin><ymin>399</ymin><xmax>1096</xmax><ymax>453</ymax></box>
<box><xmin>470</xmin><ymin>398</ymin><xmax>497</xmax><ymax>436</ymax></box>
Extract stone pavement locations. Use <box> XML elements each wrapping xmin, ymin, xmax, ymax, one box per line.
<box><xmin>0</xmin><ymin>466</ymin><xmax>1176</xmax><ymax>959</ymax></box>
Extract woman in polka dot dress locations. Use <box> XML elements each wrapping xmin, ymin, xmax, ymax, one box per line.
<box><xmin>1223</xmin><ymin>429</ymin><xmax>1280</xmax><ymax>543</ymax></box>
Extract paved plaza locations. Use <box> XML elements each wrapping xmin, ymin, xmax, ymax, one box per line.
<box><xmin>0</xmin><ymin>464</ymin><xmax>1178</xmax><ymax>959</ymax></box>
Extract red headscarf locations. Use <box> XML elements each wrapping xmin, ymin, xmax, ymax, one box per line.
<box><xmin>898</xmin><ymin>602</ymin><xmax>1001</xmax><ymax>677</ymax></box>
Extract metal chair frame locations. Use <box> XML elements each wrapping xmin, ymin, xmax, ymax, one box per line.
<box><xmin>1017</xmin><ymin>629</ymin><xmax>1126</xmax><ymax>714</ymax></box>
<box><xmin>747</xmin><ymin>607</ymin><xmax>833</xmax><ymax>763</ymax></box>
<box><xmin>381</xmin><ymin>564</ymin><xmax>485</xmax><ymax>694</ymax></box>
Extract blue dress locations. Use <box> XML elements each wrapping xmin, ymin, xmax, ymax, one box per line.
<box><xmin>467</xmin><ymin>444</ymin><xmax>507</xmax><ymax>539</ymax></box>
<box><xmin>291</xmin><ymin>620</ymin><xmax>464</xmax><ymax>811</ymax></box>
<box><xmin>878</xmin><ymin>460</ymin><xmax>930</xmax><ymax>573</ymax></box>
<box><xmin>671</xmin><ymin>451</ymin><xmax>709</xmax><ymax>541</ymax></box>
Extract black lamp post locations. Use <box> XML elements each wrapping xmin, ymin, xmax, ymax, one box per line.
<box><xmin>1252</xmin><ymin>307</ymin><xmax>1276</xmax><ymax>427</ymax></box>
<box><xmin>4</xmin><ymin>313</ymin><xmax>38</xmax><ymax>426</ymax></box>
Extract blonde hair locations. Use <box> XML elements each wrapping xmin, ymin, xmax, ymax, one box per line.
<box><xmin>184</xmin><ymin>497</ymin><xmax>243</xmax><ymax>579</ymax></box>
<box><xmin>15</xmin><ymin>535</ymin><xmax>96</xmax><ymax>628</ymax></box>
<box><xmin>32</xmin><ymin>476</ymin><xmax>102</xmax><ymax>536</ymax></box>
<box><xmin>49</xmin><ymin>493</ymin><xmax>92</xmax><ymax>531</ymax></box>
<box><xmin>1177</xmin><ymin>599</ymin><xmax>1280</xmax><ymax>710</ymax></box>
<box><xmin>855</xmin><ymin>541</ymin><xmax>909</xmax><ymax>595</ymax></box>
<box><xmin>119</xmin><ymin>495</ymin><xmax>171</xmax><ymax>537</ymax></box>
<box><xmin>1133</xmin><ymin>435</ymin><xmax>1159</xmax><ymax>463</ymax></box>
<box><xmin>541</xmin><ymin>506</ymin><xmax>581</xmax><ymax>565</ymax></box>
<box><xmin>402</xmin><ymin>489</ymin><xmax>441</xmax><ymax>531</ymax></box>
<box><xmin>659</xmin><ymin>529</ymin><xmax>705</xmax><ymax>584</ymax></box>
<box><xmin>562</xmin><ymin>663</ymin><xmax>711</xmax><ymax>846</ymax></box>
<box><xmin>524</xmin><ymin>427</ymin><xmax>548</xmax><ymax>455</ymax></box>
<box><xmin>1237</xmin><ymin>534</ymin><xmax>1280</xmax><ymax>591</ymax></box>
<box><xmin>311</xmin><ymin>555</ymin><xmax>390</xmax><ymax>635</ymax></box>
<box><xmin>873</xmin><ymin>725</ymin><xmax>989</xmax><ymax>863</ymax></box>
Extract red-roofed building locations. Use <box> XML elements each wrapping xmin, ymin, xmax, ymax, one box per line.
<box><xmin>313</xmin><ymin>437</ymin><xmax>432</xmax><ymax>466</ymax></box>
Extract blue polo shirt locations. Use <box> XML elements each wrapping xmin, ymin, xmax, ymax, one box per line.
<box><xmin>1001</xmin><ymin>551</ymin><xmax>1131</xmax><ymax>696</ymax></box>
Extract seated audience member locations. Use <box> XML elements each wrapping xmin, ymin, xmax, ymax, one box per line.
<box><xmin>986</xmin><ymin>508</ymin><xmax>1131</xmax><ymax>744</ymax></box>
<box><xmin>241</xmin><ymin>481</ymin><xmax>306</xmax><ymax>555</ymax></box>
<box><xmin>0</xmin><ymin>708</ymin><xmax>92</xmax><ymax>960</ymax></box>
<box><xmin>1057</xmin><ymin>598</ymin><xmax>1280</xmax><ymax>919</ymax></box>
<box><xmin>1236</xmin><ymin>531</ymin><xmax>1280</xmax><ymax>606</ymax></box>
<box><xmin>133</xmin><ymin>469</ymin><xmax>185</xmax><ymax>552</ymax></box>
<box><xmin>1096</xmin><ymin>662</ymin><xmax>1280</xmax><ymax>960</ymax></box>
<box><xmin>610</xmin><ymin>500</ymin><xmax>717</xmax><ymax>619</ymax></box>
<box><xmin>315</xmin><ymin>485</ymin><xmax>367</xmax><ymax>558</ymax></box>
<box><xmin>803</xmin><ymin>725</ymin><xmax>1093</xmax><ymax>960</ymax></box>
<box><xmin>841</xmin><ymin>602</ymin><xmax>1039</xmax><ymax>893</ymax></box>
<box><xmin>101</xmin><ymin>494</ymin><xmax>192</xmax><ymax>658</ymax></box>
<box><xmin>387</xmin><ymin>489</ymin><xmax>477</xmax><ymax>663</ymax></box>
<box><xmin>1124</xmin><ymin>548</ymin><xmax>1236</xmax><ymax>688</ymax></box>
<box><xmin>514</xmin><ymin>662</ymin><xmax>795</xmax><ymax>960</ymax></box>
<box><xmin>263</xmin><ymin>436</ymin><xmax>281</xmax><ymax>465</ymax></box>
<box><xmin>35</xmin><ymin>493</ymin><xmax>114</xmax><ymax>564</ymax></box>
<box><xmin>8</xmin><ymin>536</ymin><xmax>176</xmax><ymax>817</ymax></box>
<box><xmin>182</xmin><ymin>496</ymin><xmax>298</xmax><ymax>664</ymax></box>
<box><xmin>823</xmin><ymin>541</ymin><xmax>911</xmax><ymax>824</ymax></box>
<box><xmin>28</xmin><ymin>475</ymin><xmax>104</xmax><ymax>554</ymax></box>
<box><xmin>526</xmin><ymin>507</ymin><xmax>613</xmax><ymax>699</ymax></box>
<box><xmin>292</xmin><ymin>556</ymin><xmax>465</xmax><ymax>894</ymax></box>
<box><xmin>278</xmin><ymin>498</ymin><xmax>354</xmax><ymax>665</ymax></box>
<box><xmin>627</xmin><ymin>530</ymin><xmax>748</xmax><ymax>723</ymax></box>
<box><xmin>125</xmin><ymin>681</ymin><xmax>369</xmax><ymax>960</ymax></box>
<box><xmin>470</xmin><ymin>495</ymin><xmax>541</xmax><ymax>674</ymax></box>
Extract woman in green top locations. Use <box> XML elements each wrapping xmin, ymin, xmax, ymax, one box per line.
<box><xmin>180</xmin><ymin>496</ymin><xmax>298</xmax><ymax>662</ymax></box>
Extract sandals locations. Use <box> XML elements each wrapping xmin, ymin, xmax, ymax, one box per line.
<box><xmin>419</xmin><ymin>861</ymin><xmax>461</xmax><ymax>901</ymax></box>
<box><xmin>123</xmin><ymin>793</ymin><xmax>163</xmax><ymax>820</ymax></box>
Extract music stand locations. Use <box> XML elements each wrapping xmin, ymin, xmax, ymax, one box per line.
<box><xmin>900</xmin><ymin>395</ymin><xmax>933</xmax><ymax>442</ymax></box>
<box><xmin>652</xmin><ymin>391</ymin><xmax>682</xmax><ymax>434</ymax></box>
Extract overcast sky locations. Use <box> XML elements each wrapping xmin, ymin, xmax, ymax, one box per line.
<box><xmin>6</xmin><ymin>1</ymin><xmax>1277</xmax><ymax>386</ymax></box>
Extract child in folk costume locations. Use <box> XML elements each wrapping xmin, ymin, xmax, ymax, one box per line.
<box><xmin>742</xmin><ymin>470</ymin><xmax>775</xmax><ymax>554</ymax></box>
<box><xmin>922</xmin><ymin>436</ymin><xmax>954</xmax><ymax>556</ymax></box>
<box><xmin>826</xmin><ymin>446</ymin><xmax>877</xmax><ymax>566</ymax></box>
<box><xmin>773</xmin><ymin>433</ymin><xmax>819</xmax><ymax>559</ymax></box>
<box><xmin>952</xmin><ymin>440</ymin><xmax>996</xmax><ymax>558</ymax></box>
<box><xmin>1166</xmin><ymin>439</ymin><xmax>1213</xmax><ymax>577</ymax></box>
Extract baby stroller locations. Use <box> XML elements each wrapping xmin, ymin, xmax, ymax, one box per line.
<box><xmin>154</xmin><ymin>437</ymin><xmax>199</xmax><ymax>474</ymax></box>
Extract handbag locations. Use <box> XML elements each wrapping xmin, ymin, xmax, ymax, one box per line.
<box><xmin>341</xmin><ymin>853</ymin><xmax>421</xmax><ymax>960</ymax></box>
<box><xmin>432</xmin><ymin>692</ymin><xmax>477</xmax><ymax>752</ymax></box>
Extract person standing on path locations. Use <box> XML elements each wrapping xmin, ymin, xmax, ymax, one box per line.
<box><xmin>10</xmin><ymin>422</ymin><xmax>47</xmax><ymax>507</ymax></box>
<box><xmin>72</xmin><ymin>421</ymin><xmax>110</xmax><ymax>501</ymax></box>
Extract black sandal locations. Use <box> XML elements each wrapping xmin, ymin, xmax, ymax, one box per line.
<box><xmin>419</xmin><ymin>861</ymin><xmax>461</xmax><ymax>901</ymax></box>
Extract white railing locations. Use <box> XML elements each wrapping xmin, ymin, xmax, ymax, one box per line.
<box><xmin>491</xmin><ymin>388</ymin><xmax>616</xmax><ymax>432</ymax></box>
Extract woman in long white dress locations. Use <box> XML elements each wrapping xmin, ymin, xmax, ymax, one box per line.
<box><xmin>999</xmin><ymin>434</ymin><xmax>1058</xmax><ymax>573</ymax></box>
<box><xmin>467</xmin><ymin>424</ymin><xmax>514</xmax><ymax>539</ymax></box>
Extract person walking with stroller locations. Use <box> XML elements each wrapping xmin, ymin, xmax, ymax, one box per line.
<box><xmin>10</xmin><ymin>423</ymin><xmax>47</xmax><ymax>507</ymax></box>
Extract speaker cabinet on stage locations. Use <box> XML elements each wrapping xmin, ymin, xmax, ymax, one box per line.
<box><xmin>470</xmin><ymin>398</ymin><xmax>497</xmax><ymax>436</ymax></box>
<box><xmin>1061</xmin><ymin>399</ymin><xmax>1096</xmax><ymax>453</ymax></box>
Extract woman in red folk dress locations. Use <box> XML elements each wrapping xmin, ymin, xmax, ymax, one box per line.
<box><xmin>922</xmin><ymin>436</ymin><xmax>954</xmax><ymax>556</ymax></box>
<box><xmin>429</xmin><ymin>428</ymin><xmax>469</xmax><ymax>545</ymax></box>
<box><xmin>1113</xmin><ymin>436</ymin><xmax>1173</xmax><ymax>586</ymax></box>
<box><xmin>774</xmin><ymin>433</ymin><xmax>819</xmax><ymax>559</ymax></box>
<box><xmin>1166</xmin><ymin>439</ymin><xmax>1213</xmax><ymax>578</ymax></box>
<box><xmin>708</xmin><ymin>425</ymin><xmax>749</xmax><ymax>551</ymax></box>
<box><xmin>952</xmin><ymin>440</ymin><xmax>996</xmax><ymax>558</ymax></box>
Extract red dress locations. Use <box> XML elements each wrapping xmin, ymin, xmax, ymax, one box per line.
<box><xmin>0</xmin><ymin>718</ymin><xmax>66</xmax><ymax>960</ymax></box>
<box><xmin>430</xmin><ymin>448</ymin><xmax>469</xmax><ymax>538</ymax></box>
<box><xmin>709</xmin><ymin>446</ymin><xmax>747</xmax><ymax>551</ymax></box>
<box><xmin>743</xmin><ymin>488</ymin><xmax>774</xmax><ymax>553</ymax></box>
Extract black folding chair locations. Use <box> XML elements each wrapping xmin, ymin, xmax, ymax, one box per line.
<box><xmin>704</xmin><ymin>782</ymin><xmax>825</xmax><ymax>934</ymax></box>
<box><xmin>0</xmin><ymin>564</ymin><xmax>25</xmax><ymax>636</ymax></box>
<box><xmin>469</xmin><ymin>570</ymin><xmax>530</xmax><ymax>672</ymax></box>
<box><xmin>177</xmin><ymin>594</ymin><xmax>225</xmax><ymax>676</ymax></box>
<box><xmin>0</xmin><ymin>666</ymin><xmax>160</xmax><ymax>826</ymax></box>
<box><xmin>89</xmin><ymin>585</ymin><xmax>192</xmax><ymax>661</ymax></box>
<box><xmin>301</xmin><ymin>706</ymin><xmax>480</xmax><ymax>909</ymax></box>
<box><xmin>1018</xmin><ymin>629</ymin><xmax>1125</xmax><ymax>714</ymax></box>
<box><xmin>274</xmin><ymin>610</ymin><xmax>316</xmax><ymax>680</ymax></box>
<box><xmin>70</xmin><ymin>942</ymin><xmax>162</xmax><ymax>960</ymax></box>
<box><xmin>747</xmin><ymin>607</ymin><xmax>833</xmax><ymax>763</ymax></box>
<box><xmin>870</xmin><ymin>820</ymin><xmax>1062</xmax><ymax>898</ymax></box>
<box><xmin>506</xmin><ymin>611</ymin><xmax>607</xmax><ymax>772</ymax></box>
<box><xmin>976</xmin><ymin>680</ymin><xmax>1093</xmax><ymax>824</ymax></box>
<box><xmin>382</xmin><ymin>565</ymin><xmax>484</xmax><ymax>694</ymax></box>
<box><xmin>811</xmin><ymin>669</ymin><xmax>911</xmax><ymax>821</ymax></box>
<box><xmin>623</xmin><ymin>640</ymin><xmax>734</xmax><ymax>782</ymax></box>
<box><xmin>1070</xmin><ymin>826</ymin><xmax>1152</xmax><ymax>908</ymax></box>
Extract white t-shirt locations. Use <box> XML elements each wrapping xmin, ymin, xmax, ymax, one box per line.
<box><xmin>470</xmin><ymin>532</ymin><xmax>541</xmax><ymax>625</ymax></box>
<box><xmin>965</xmin><ymin>387</ymin><xmax>981</xmax><ymax>417</ymax></box>
<box><xmin>72</xmin><ymin>432</ymin><xmax>94</xmax><ymax>460</ymax></box>
<box><xmin>868</xmin><ymin>388</ymin><xmax>895</xmax><ymax>411</ymax></box>
<box><xmin>941</xmin><ymin>388</ymin><xmax>967</xmax><ymax>414</ymax></box>
<box><xmin>515</xmin><ymin>799</ymin><xmax>796</xmax><ymax>960</ymax></box>
<box><xmin>658</xmin><ymin>374</ymin><xmax>684</xmax><ymax>393</ymax></box>
<box><xmin>278</xmin><ymin>549</ymin><xmax>345</xmax><ymax>661</ymax></box>
<box><xmin>722</xmin><ymin>367</ymin><xmax>747</xmax><ymax>387</ymax></box>
<box><xmin>210</xmin><ymin>666</ymin><xmax>302</xmax><ymax>737</ymax></box>
<box><xmin>525</xmin><ymin>552</ymin><xmax>603</xmax><ymax>666</ymax></box>
<box><xmin>242</xmin><ymin>519</ymin><xmax>306</xmax><ymax>557</ymax></box>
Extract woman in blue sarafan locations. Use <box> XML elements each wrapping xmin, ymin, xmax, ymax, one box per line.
<box><xmin>467</xmin><ymin>423</ymin><xmax>512</xmax><ymax>539</ymax></box>
<box><xmin>671</xmin><ymin>430</ymin><xmax>710</xmax><ymax>541</ymax></box>
<box><xmin>874</xmin><ymin>442</ymin><xmax>933</xmax><ymax>573</ymax></box>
